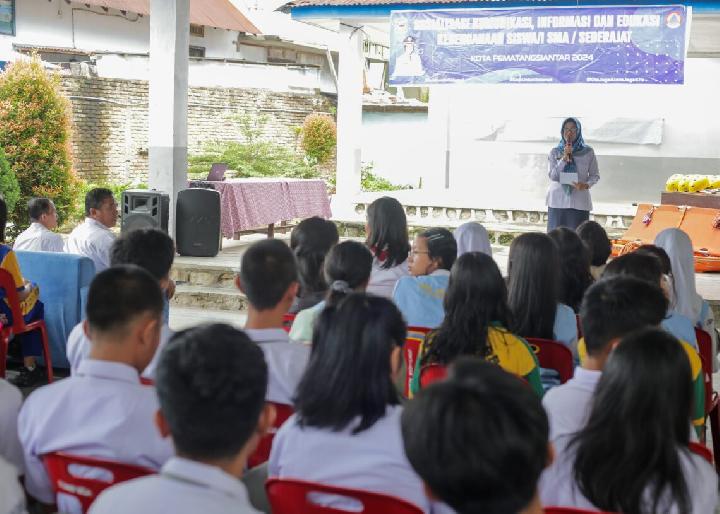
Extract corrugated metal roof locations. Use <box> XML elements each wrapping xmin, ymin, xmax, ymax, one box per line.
<box><xmin>77</xmin><ymin>0</ymin><xmax>259</xmax><ymax>34</ymax></box>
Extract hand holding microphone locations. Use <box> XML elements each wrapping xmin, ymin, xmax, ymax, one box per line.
<box><xmin>563</xmin><ymin>139</ymin><xmax>573</xmax><ymax>162</ymax></box>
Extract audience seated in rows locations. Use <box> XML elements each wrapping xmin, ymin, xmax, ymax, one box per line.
<box><xmin>66</xmin><ymin>228</ymin><xmax>176</xmax><ymax>380</ymax></box>
<box><xmin>576</xmin><ymin>220</ymin><xmax>611</xmax><ymax>280</ymax></box>
<box><xmin>364</xmin><ymin>197</ymin><xmax>411</xmax><ymax>298</ymax></box>
<box><xmin>18</xmin><ymin>266</ymin><xmax>173</xmax><ymax>512</ymax></box>
<box><xmin>289</xmin><ymin>241</ymin><xmax>372</xmax><ymax>344</ymax></box>
<box><xmin>411</xmin><ymin>252</ymin><xmax>543</xmax><ymax>397</ymax></box>
<box><xmin>541</xmin><ymin>328</ymin><xmax>718</xmax><ymax>513</ymax></box>
<box><xmin>65</xmin><ymin>188</ymin><xmax>118</xmax><ymax>273</ymax></box>
<box><xmin>548</xmin><ymin>227</ymin><xmax>594</xmax><ymax>313</ymax></box>
<box><xmin>89</xmin><ymin>324</ymin><xmax>271</xmax><ymax>514</ymax></box>
<box><xmin>393</xmin><ymin>227</ymin><xmax>456</xmax><ymax>328</ymax></box>
<box><xmin>13</xmin><ymin>198</ymin><xmax>64</xmax><ymax>253</ymax></box>
<box><xmin>288</xmin><ymin>217</ymin><xmax>338</xmax><ymax>314</ymax></box>
<box><xmin>453</xmin><ymin>221</ymin><xmax>492</xmax><ymax>257</ymax></box>
<box><xmin>238</xmin><ymin>239</ymin><xmax>310</xmax><ymax>405</ymax></box>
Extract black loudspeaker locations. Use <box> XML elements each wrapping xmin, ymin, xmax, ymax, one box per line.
<box><xmin>121</xmin><ymin>190</ymin><xmax>169</xmax><ymax>233</ymax></box>
<box><xmin>176</xmin><ymin>188</ymin><xmax>221</xmax><ymax>257</ymax></box>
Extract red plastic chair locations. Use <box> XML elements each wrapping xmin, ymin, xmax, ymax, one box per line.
<box><xmin>695</xmin><ymin>327</ymin><xmax>720</xmax><ymax>468</ymax></box>
<box><xmin>247</xmin><ymin>402</ymin><xmax>295</xmax><ymax>469</ymax></box>
<box><xmin>525</xmin><ymin>338</ymin><xmax>574</xmax><ymax>384</ymax></box>
<box><xmin>545</xmin><ymin>508</ymin><xmax>617</xmax><ymax>514</ymax></box>
<box><xmin>282</xmin><ymin>313</ymin><xmax>297</xmax><ymax>333</ymax></box>
<box><xmin>266</xmin><ymin>478</ymin><xmax>424</xmax><ymax>514</ymax></box>
<box><xmin>419</xmin><ymin>362</ymin><xmax>448</xmax><ymax>388</ymax></box>
<box><xmin>43</xmin><ymin>452</ymin><xmax>155</xmax><ymax>513</ymax></box>
<box><xmin>404</xmin><ymin>326</ymin><xmax>432</xmax><ymax>398</ymax></box>
<box><xmin>0</xmin><ymin>268</ymin><xmax>53</xmax><ymax>383</ymax></box>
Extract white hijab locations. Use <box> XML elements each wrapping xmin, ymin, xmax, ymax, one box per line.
<box><xmin>654</xmin><ymin>228</ymin><xmax>703</xmax><ymax>322</ymax></box>
<box><xmin>453</xmin><ymin>222</ymin><xmax>492</xmax><ymax>257</ymax></box>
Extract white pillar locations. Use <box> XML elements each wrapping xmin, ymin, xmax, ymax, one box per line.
<box><xmin>149</xmin><ymin>0</ymin><xmax>189</xmax><ymax>236</ymax></box>
<box><xmin>426</xmin><ymin>85</ymin><xmax>451</xmax><ymax>191</ymax></box>
<box><xmin>335</xmin><ymin>24</ymin><xmax>364</xmax><ymax>200</ymax></box>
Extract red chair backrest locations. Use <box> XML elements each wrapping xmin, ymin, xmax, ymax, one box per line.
<box><xmin>545</xmin><ymin>508</ymin><xmax>617</xmax><ymax>514</ymax></box>
<box><xmin>695</xmin><ymin>328</ymin><xmax>713</xmax><ymax>415</ymax></box>
<box><xmin>0</xmin><ymin>268</ymin><xmax>28</xmax><ymax>331</ymax></box>
<box><xmin>419</xmin><ymin>363</ymin><xmax>448</xmax><ymax>388</ymax></box>
<box><xmin>248</xmin><ymin>402</ymin><xmax>295</xmax><ymax>469</ymax></box>
<box><xmin>266</xmin><ymin>478</ymin><xmax>424</xmax><ymax>514</ymax></box>
<box><xmin>43</xmin><ymin>452</ymin><xmax>155</xmax><ymax>513</ymax></box>
<box><xmin>404</xmin><ymin>326</ymin><xmax>432</xmax><ymax>398</ymax></box>
<box><xmin>525</xmin><ymin>338</ymin><xmax>574</xmax><ymax>384</ymax></box>
<box><xmin>282</xmin><ymin>313</ymin><xmax>297</xmax><ymax>333</ymax></box>
<box><xmin>689</xmin><ymin>441</ymin><xmax>714</xmax><ymax>465</ymax></box>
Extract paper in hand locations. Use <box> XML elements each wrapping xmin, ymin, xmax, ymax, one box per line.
<box><xmin>560</xmin><ymin>172</ymin><xmax>579</xmax><ymax>185</ymax></box>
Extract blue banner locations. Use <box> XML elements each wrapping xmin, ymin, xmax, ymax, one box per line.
<box><xmin>389</xmin><ymin>5</ymin><xmax>687</xmax><ymax>85</ymax></box>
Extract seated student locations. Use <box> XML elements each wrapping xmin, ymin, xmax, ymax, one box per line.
<box><xmin>365</xmin><ymin>197</ymin><xmax>411</xmax><ymax>298</ymax></box>
<box><xmin>13</xmin><ymin>198</ymin><xmax>64</xmax><ymax>253</ymax></box>
<box><xmin>393</xmin><ymin>227</ymin><xmax>456</xmax><ymax>328</ymax></box>
<box><xmin>548</xmin><ymin>227</ymin><xmax>594</xmax><ymax>313</ymax></box>
<box><xmin>65</xmin><ymin>188</ymin><xmax>118</xmax><ymax>273</ymax></box>
<box><xmin>289</xmin><ymin>240</ymin><xmax>372</xmax><ymax>344</ymax></box>
<box><xmin>0</xmin><ymin>198</ymin><xmax>46</xmax><ymax>387</ymax></box>
<box><xmin>269</xmin><ymin>294</ymin><xmax>430</xmax><ymax>512</ymax></box>
<box><xmin>541</xmin><ymin>328</ymin><xmax>718</xmax><ymax>513</ymax></box>
<box><xmin>576</xmin><ymin>220</ymin><xmax>611</xmax><ymax>280</ymax></box>
<box><xmin>0</xmin><ymin>379</ymin><xmax>23</xmax><ymax>476</ymax></box>
<box><xmin>288</xmin><ymin>217</ymin><xmax>339</xmax><ymax>314</ymax></box>
<box><xmin>411</xmin><ymin>252</ymin><xmax>543</xmax><ymax>397</ymax></box>
<box><xmin>0</xmin><ymin>455</ymin><xmax>25</xmax><ymax>514</ymax></box>
<box><xmin>89</xmin><ymin>324</ymin><xmax>272</xmax><ymax>514</ymax></box>
<box><xmin>238</xmin><ymin>239</ymin><xmax>310</xmax><ymax>405</ymax></box>
<box><xmin>66</xmin><ymin>228</ymin><xmax>176</xmax><ymax>380</ymax></box>
<box><xmin>18</xmin><ymin>266</ymin><xmax>173</xmax><ymax>511</ymax></box>
<box><xmin>453</xmin><ymin>222</ymin><xmax>492</xmax><ymax>257</ymax></box>
<box><xmin>403</xmin><ymin>358</ymin><xmax>550</xmax><ymax>514</ymax></box>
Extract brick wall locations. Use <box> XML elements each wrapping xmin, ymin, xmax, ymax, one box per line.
<box><xmin>60</xmin><ymin>76</ymin><xmax>336</xmax><ymax>183</ymax></box>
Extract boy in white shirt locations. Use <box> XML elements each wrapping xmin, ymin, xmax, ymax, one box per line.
<box><xmin>0</xmin><ymin>455</ymin><xmax>25</xmax><ymax>514</ymax></box>
<box><xmin>89</xmin><ymin>323</ymin><xmax>274</xmax><ymax>514</ymax></box>
<box><xmin>65</xmin><ymin>188</ymin><xmax>118</xmax><ymax>273</ymax></box>
<box><xmin>0</xmin><ymin>379</ymin><xmax>23</xmax><ymax>475</ymax></box>
<box><xmin>13</xmin><ymin>198</ymin><xmax>63</xmax><ymax>253</ymax></box>
<box><xmin>18</xmin><ymin>266</ymin><xmax>173</xmax><ymax>511</ymax></box>
<box><xmin>237</xmin><ymin>239</ymin><xmax>310</xmax><ymax>405</ymax></box>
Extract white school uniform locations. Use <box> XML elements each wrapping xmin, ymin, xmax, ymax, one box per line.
<box><xmin>245</xmin><ymin>328</ymin><xmax>310</xmax><ymax>405</ymax></box>
<box><xmin>66</xmin><ymin>323</ymin><xmax>174</xmax><ymax>380</ymax></box>
<box><xmin>0</xmin><ymin>455</ymin><xmax>25</xmax><ymax>514</ymax></box>
<box><xmin>64</xmin><ymin>218</ymin><xmax>116</xmax><ymax>273</ymax></box>
<box><xmin>268</xmin><ymin>405</ymin><xmax>431</xmax><ymax>513</ymax></box>
<box><xmin>13</xmin><ymin>222</ymin><xmax>64</xmax><ymax>253</ymax></box>
<box><xmin>89</xmin><ymin>457</ymin><xmax>260</xmax><ymax>514</ymax></box>
<box><xmin>0</xmin><ymin>379</ymin><xmax>23</xmax><ymax>475</ymax></box>
<box><xmin>542</xmin><ymin>367</ymin><xmax>601</xmax><ymax>441</ymax></box>
<box><xmin>366</xmin><ymin>258</ymin><xmax>410</xmax><ymax>299</ymax></box>
<box><xmin>17</xmin><ymin>359</ymin><xmax>173</xmax><ymax>506</ymax></box>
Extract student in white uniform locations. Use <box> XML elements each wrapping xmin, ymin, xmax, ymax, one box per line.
<box><xmin>403</xmin><ymin>358</ymin><xmax>550</xmax><ymax>514</ymax></box>
<box><xmin>237</xmin><ymin>239</ymin><xmax>310</xmax><ymax>405</ymax></box>
<box><xmin>269</xmin><ymin>293</ymin><xmax>430</xmax><ymax>512</ymax></box>
<box><xmin>365</xmin><ymin>197</ymin><xmax>411</xmax><ymax>298</ymax></box>
<box><xmin>18</xmin><ymin>266</ymin><xmax>173</xmax><ymax>511</ymax></box>
<box><xmin>453</xmin><ymin>222</ymin><xmax>492</xmax><ymax>258</ymax></box>
<box><xmin>65</xmin><ymin>188</ymin><xmax>118</xmax><ymax>273</ymax></box>
<box><xmin>13</xmin><ymin>198</ymin><xmax>64</xmax><ymax>253</ymax></box>
<box><xmin>540</xmin><ymin>328</ymin><xmax>718</xmax><ymax>513</ymax></box>
<box><xmin>0</xmin><ymin>379</ymin><xmax>23</xmax><ymax>475</ymax></box>
<box><xmin>66</xmin><ymin>228</ymin><xmax>175</xmax><ymax>380</ymax></box>
<box><xmin>0</xmin><ymin>455</ymin><xmax>25</xmax><ymax>514</ymax></box>
<box><xmin>89</xmin><ymin>324</ymin><xmax>272</xmax><ymax>514</ymax></box>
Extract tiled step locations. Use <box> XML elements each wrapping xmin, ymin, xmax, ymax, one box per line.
<box><xmin>171</xmin><ymin>283</ymin><xmax>247</xmax><ymax>311</ymax></box>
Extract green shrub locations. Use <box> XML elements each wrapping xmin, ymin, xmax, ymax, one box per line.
<box><xmin>300</xmin><ymin>113</ymin><xmax>336</xmax><ymax>164</ymax></box>
<box><xmin>0</xmin><ymin>146</ymin><xmax>20</xmax><ymax>215</ymax></box>
<box><xmin>0</xmin><ymin>56</ymin><xmax>78</xmax><ymax>233</ymax></box>
<box><xmin>361</xmin><ymin>163</ymin><xmax>413</xmax><ymax>192</ymax></box>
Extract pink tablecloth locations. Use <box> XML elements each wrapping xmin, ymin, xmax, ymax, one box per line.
<box><xmin>189</xmin><ymin>178</ymin><xmax>331</xmax><ymax>238</ymax></box>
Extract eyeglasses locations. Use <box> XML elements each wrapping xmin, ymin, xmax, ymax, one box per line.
<box><xmin>410</xmin><ymin>250</ymin><xmax>429</xmax><ymax>256</ymax></box>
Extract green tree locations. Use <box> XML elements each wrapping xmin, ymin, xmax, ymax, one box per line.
<box><xmin>0</xmin><ymin>146</ymin><xmax>20</xmax><ymax>215</ymax></box>
<box><xmin>300</xmin><ymin>113</ymin><xmax>336</xmax><ymax>164</ymax></box>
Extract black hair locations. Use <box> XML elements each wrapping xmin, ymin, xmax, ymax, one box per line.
<box><xmin>402</xmin><ymin>357</ymin><xmax>549</xmax><ymax>514</ymax></box>
<box><xmin>507</xmin><ymin>233</ymin><xmax>560</xmax><ymax>340</ymax></box>
<box><xmin>86</xmin><ymin>265</ymin><xmax>164</xmax><ymax>334</ymax></box>
<box><xmin>289</xmin><ymin>217</ymin><xmax>339</xmax><ymax>297</ymax></box>
<box><xmin>240</xmin><ymin>239</ymin><xmax>298</xmax><ymax>311</ymax></box>
<box><xmin>419</xmin><ymin>227</ymin><xmax>457</xmax><ymax>271</ymax></box>
<box><xmin>156</xmin><ymin>324</ymin><xmax>268</xmax><ymax>460</ymax></box>
<box><xmin>366</xmin><ymin>197</ymin><xmax>410</xmax><ymax>269</ymax></box>
<box><xmin>602</xmin><ymin>252</ymin><xmax>662</xmax><ymax>286</ymax></box>
<box><xmin>423</xmin><ymin>252</ymin><xmax>511</xmax><ymax>366</ymax></box>
<box><xmin>636</xmin><ymin>244</ymin><xmax>672</xmax><ymax>275</ymax></box>
<box><xmin>548</xmin><ymin>227</ymin><xmax>594</xmax><ymax>313</ymax></box>
<box><xmin>580</xmin><ymin>276</ymin><xmax>667</xmax><ymax>356</ymax></box>
<box><xmin>85</xmin><ymin>187</ymin><xmax>114</xmax><ymax>216</ymax></box>
<box><xmin>0</xmin><ymin>196</ymin><xmax>6</xmax><ymax>242</ymax></box>
<box><xmin>110</xmin><ymin>228</ymin><xmax>175</xmax><ymax>281</ymax></box>
<box><xmin>571</xmin><ymin>328</ymin><xmax>692</xmax><ymax>514</ymax></box>
<box><xmin>576</xmin><ymin>220</ymin><xmax>611</xmax><ymax>267</ymax></box>
<box><xmin>323</xmin><ymin>241</ymin><xmax>373</xmax><ymax>307</ymax></box>
<box><xmin>295</xmin><ymin>293</ymin><xmax>405</xmax><ymax>434</ymax></box>
<box><xmin>27</xmin><ymin>198</ymin><xmax>54</xmax><ymax>222</ymax></box>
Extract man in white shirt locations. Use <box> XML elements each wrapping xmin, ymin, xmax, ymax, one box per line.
<box><xmin>89</xmin><ymin>324</ymin><xmax>273</xmax><ymax>514</ymax></box>
<box><xmin>237</xmin><ymin>239</ymin><xmax>310</xmax><ymax>405</ymax></box>
<box><xmin>13</xmin><ymin>198</ymin><xmax>64</xmax><ymax>253</ymax></box>
<box><xmin>65</xmin><ymin>188</ymin><xmax>118</xmax><ymax>273</ymax></box>
<box><xmin>17</xmin><ymin>266</ymin><xmax>173</xmax><ymax>511</ymax></box>
<box><xmin>0</xmin><ymin>379</ymin><xmax>23</xmax><ymax>476</ymax></box>
<box><xmin>66</xmin><ymin>228</ymin><xmax>176</xmax><ymax>380</ymax></box>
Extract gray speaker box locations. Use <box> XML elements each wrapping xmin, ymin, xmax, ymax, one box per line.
<box><xmin>121</xmin><ymin>190</ymin><xmax>169</xmax><ymax>233</ymax></box>
<box><xmin>176</xmin><ymin>188</ymin><xmax>221</xmax><ymax>257</ymax></box>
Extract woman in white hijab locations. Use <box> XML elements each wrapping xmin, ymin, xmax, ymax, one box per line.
<box><xmin>655</xmin><ymin>228</ymin><xmax>718</xmax><ymax>369</ymax></box>
<box><xmin>453</xmin><ymin>222</ymin><xmax>492</xmax><ymax>257</ymax></box>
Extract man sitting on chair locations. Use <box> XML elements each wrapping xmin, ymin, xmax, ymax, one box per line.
<box><xmin>65</xmin><ymin>188</ymin><xmax>118</xmax><ymax>273</ymax></box>
<box><xmin>13</xmin><ymin>198</ymin><xmax>64</xmax><ymax>253</ymax></box>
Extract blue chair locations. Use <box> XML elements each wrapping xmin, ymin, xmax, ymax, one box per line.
<box><xmin>15</xmin><ymin>251</ymin><xmax>95</xmax><ymax>368</ymax></box>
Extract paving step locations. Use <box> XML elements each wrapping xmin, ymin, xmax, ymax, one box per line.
<box><xmin>171</xmin><ymin>265</ymin><xmax>237</xmax><ymax>290</ymax></box>
<box><xmin>169</xmin><ymin>306</ymin><xmax>246</xmax><ymax>331</ymax></box>
<box><xmin>171</xmin><ymin>284</ymin><xmax>247</xmax><ymax>311</ymax></box>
